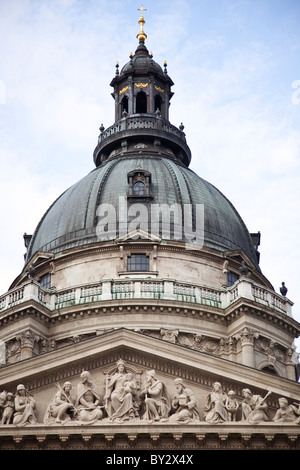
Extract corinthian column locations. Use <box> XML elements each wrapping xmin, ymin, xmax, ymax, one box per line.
<box><xmin>240</xmin><ymin>328</ymin><xmax>255</xmax><ymax>368</ymax></box>
<box><xmin>18</xmin><ymin>330</ymin><xmax>39</xmax><ymax>360</ymax></box>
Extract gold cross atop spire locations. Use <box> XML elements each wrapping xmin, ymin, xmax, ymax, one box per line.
<box><xmin>137</xmin><ymin>4</ymin><xmax>147</xmax><ymax>43</ymax></box>
<box><xmin>138</xmin><ymin>4</ymin><xmax>147</xmax><ymax>14</ymax></box>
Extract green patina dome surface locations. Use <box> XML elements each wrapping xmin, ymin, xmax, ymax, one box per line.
<box><xmin>26</xmin><ymin>155</ymin><xmax>258</xmax><ymax>266</ymax></box>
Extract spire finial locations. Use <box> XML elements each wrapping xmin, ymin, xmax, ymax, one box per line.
<box><xmin>137</xmin><ymin>4</ymin><xmax>147</xmax><ymax>43</ymax></box>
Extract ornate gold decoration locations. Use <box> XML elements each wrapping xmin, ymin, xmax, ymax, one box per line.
<box><xmin>119</xmin><ymin>86</ymin><xmax>129</xmax><ymax>95</ymax></box>
<box><xmin>134</xmin><ymin>82</ymin><xmax>148</xmax><ymax>88</ymax></box>
<box><xmin>154</xmin><ymin>85</ymin><xmax>165</xmax><ymax>93</ymax></box>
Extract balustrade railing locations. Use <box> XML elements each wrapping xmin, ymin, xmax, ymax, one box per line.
<box><xmin>80</xmin><ymin>284</ymin><xmax>103</xmax><ymax>303</ymax></box>
<box><xmin>141</xmin><ymin>281</ymin><xmax>164</xmax><ymax>299</ymax></box>
<box><xmin>174</xmin><ymin>283</ymin><xmax>196</xmax><ymax>302</ymax></box>
<box><xmin>55</xmin><ymin>289</ymin><xmax>76</xmax><ymax>308</ymax></box>
<box><xmin>97</xmin><ymin>114</ymin><xmax>186</xmax><ymax>144</ymax></box>
<box><xmin>252</xmin><ymin>285</ymin><xmax>268</xmax><ymax>303</ymax></box>
<box><xmin>199</xmin><ymin>287</ymin><xmax>222</xmax><ymax>307</ymax></box>
<box><xmin>0</xmin><ymin>295</ymin><xmax>6</xmax><ymax>311</ymax></box>
<box><xmin>8</xmin><ymin>287</ymin><xmax>24</xmax><ymax>305</ymax></box>
<box><xmin>0</xmin><ymin>278</ymin><xmax>293</xmax><ymax>317</ymax></box>
<box><xmin>111</xmin><ymin>281</ymin><xmax>135</xmax><ymax>299</ymax></box>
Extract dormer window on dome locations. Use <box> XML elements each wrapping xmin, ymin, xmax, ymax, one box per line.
<box><xmin>127</xmin><ymin>168</ymin><xmax>152</xmax><ymax>201</ymax></box>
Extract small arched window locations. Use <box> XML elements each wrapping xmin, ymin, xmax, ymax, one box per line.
<box><xmin>133</xmin><ymin>181</ymin><xmax>146</xmax><ymax>196</ymax></box>
<box><xmin>154</xmin><ymin>95</ymin><xmax>162</xmax><ymax>112</ymax></box>
<box><xmin>261</xmin><ymin>366</ymin><xmax>278</xmax><ymax>376</ymax></box>
<box><xmin>121</xmin><ymin>96</ymin><xmax>128</xmax><ymax>114</ymax></box>
<box><xmin>127</xmin><ymin>168</ymin><xmax>153</xmax><ymax>201</ymax></box>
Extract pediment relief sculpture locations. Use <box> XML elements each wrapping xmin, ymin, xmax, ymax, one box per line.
<box><xmin>12</xmin><ymin>384</ymin><xmax>37</xmax><ymax>426</ymax></box>
<box><xmin>44</xmin><ymin>381</ymin><xmax>75</xmax><ymax>425</ymax></box>
<box><xmin>169</xmin><ymin>378</ymin><xmax>199</xmax><ymax>423</ymax></box>
<box><xmin>104</xmin><ymin>359</ymin><xmax>139</xmax><ymax>422</ymax></box>
<box><xmin>0</xmin><ymin>359</ymin><xmax>300</xmax><ymax>427</ymax></box>
<box><xmin>241</xmin><ymin>388</ymin><xmax>270</xmax><ymax>424</ymax></box>
<box><xmin>204</xmin><ymin>382</ymin><xmax>228</xmax><ymax>424</ymax></box>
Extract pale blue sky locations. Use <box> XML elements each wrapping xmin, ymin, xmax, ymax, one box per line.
<box><xmin>0</xmin><ymin>0</ymin><xmax>299</xmax><ymax>346</ymax></box>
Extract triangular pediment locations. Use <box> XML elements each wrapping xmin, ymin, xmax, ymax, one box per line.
<box><xmin>0</xmin><ymin>328</ymin><xmax>298</xmax><ymax>412</ymax></box>
<box><xmin>0</xmin><ymin>329</ymin><xmax>300</xmax><ymax>450</ymax></box>
<box><xmin>27</xmin><ymin>251</ymin><xmax>54</xmax><ymax>266</ymax></box>
<box><xmin>115</xmin><ymin>229</ymin><xmax>161</xmax><ymax>244</ymax></box>
<box><xmin>224</xmin><ymin>249</ymin><xmax>256</xmax><ymax>270</ymax></box>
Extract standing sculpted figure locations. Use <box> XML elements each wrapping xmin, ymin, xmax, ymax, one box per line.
<box><xmin>273</xmin><ymin>397</ymin><xmax>300</xmax><ymax>423</ymax></box>
<box><xmin>241</xmin><ymin>388</ymin><xmax>270</xmax><ymax>424</ymax></box>
<box><xmin>13</xmin><ymin>384</ymin><xmax>37</xmax><ymax>426</ymax></box>
<box><xmin>1</xmin><ymin>392</ymin><xmax>14</xmax><ymax>424</ymax></box>
<box><xmin>204</xmin><ymin>382</ymin><xmax>228</xmax><ymax>423</ymax></box>
<box><xmin>0</xmin><ymin>391</ymin><xmax>7</xmax><ymax>418</ymax></box>
<box><xmin>104</xmin><ymin>359</ymin><xmax>137</xmax><ymax>421</ymax></box>
<box><xmin>44</xmin><ymin>381</ymin><xmax>75</xmax><ymax>425</ymax></box>
<box><xmin>169</xmin><ymin>378</ymin><xmax>199</xmax><ymax>423</ymax></box>
<box><xmin>225</xmin><ymin>390</ymin><xmax>239</xmax><ymax>422</ymax></box>
<box><xmin>75</xmin><ymin>371</ymin><xmax>103</xmax><ymax>424</ymax></box>
<box><xmin>141</xmin><ymin>370</ymin><xmax>170</xmax><ymax>422</ymax></box>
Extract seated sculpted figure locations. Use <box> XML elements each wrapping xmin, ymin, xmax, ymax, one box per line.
<box><xmin>75</xmin><ymin>371</ymin><xmax>103</xmax><ymax>424</ymax></box>
<box><xmin>44</xmin><ymin>381</ymin><xmax>75</xmax><ymax>425</ymax></box>
<box><xmin>205</xmin><ymin>382</ymin><xmax>228</xmax><ymax>423</ymax></box>
<box><xmin>104</xmin><ymin>359</ymin><xmax>137</xmax><ymax>421</ymax></box>
<box><xmin>169</xmin><ymin>378</ymin><xmax>199</xmax><ymax>423</ymax></box>
<box><xmin>13</xmin><ymin>384</ymin><xmax>37</xmax><ymax>426</ymax></box>
<box><xmin>241</xmin><ymin>388</ymin><xmax>269</xmax><ymax>424</ymax></box>
<box><xmin>273</xmin><ymin>397</ymin><xmax>300</xmax><ymax>423</ymax></box>
<box><xmin>141</xmin><ymin>370</ymin><xmax>170</xmax><ymax>422</ymax></box>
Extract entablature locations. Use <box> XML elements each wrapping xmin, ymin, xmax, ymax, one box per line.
<box><xmin>0</xmin><ymin>423</ymin><xmax>299</xmax><ymax>450</ymax></box>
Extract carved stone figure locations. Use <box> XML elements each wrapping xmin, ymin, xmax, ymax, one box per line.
<box><xmin>225</xmin><ymin>390</ymin><xmax>239</xmax><ymax>421</ymax></box>
<box><xmin>169</xmin><ymin>378</ymin><xmax>199</xmax><ymax>423</ymax></box>
<box><xmin>1</xmin><ymin>392</ymin><xmax>14</xmax><ymax>424</ymax></box>
<box><xmin>204</xmin><ymin>382</ymin><xmax>228</xmax><ymax>423</ymax></box>
<box><xmin>160</xmin><ymin>328</ymin><xmax>179</xmax><ymax>343</ymax></box>
<box><xmin>5</xmin><ymin>365</ymin><xmax>300</xmax><ymax>429</ymax></box>
<box><xmin>241</xmin><ymin>388</ymin><xmax>270</xmax><ymax>424</ymax></box>
<box><xmin>0</xmin><ymin>390</ymin><xmax>7</xmax><ymax>420</ymax></box>
<box><xmin>104</xmin><ymin>359</ymin><xmax>137</xmax><ymax>421</ymax></box>
<box><xmin>44</xmin><ymin>382</ymin><xmax>75</xmax><ymax>425</ymax></box>
<box><xmin>123</xmin><ymin>372</ymin><xmax>140</xmax><ymax>417</ymax></box>
<box><xmin>273</xmin><ymin>397</ymin><xmax>300</xmax><ymax>423</ymax></box>
<box><xmin>141</xmin><ymin>370</ymin><xmax>170</xmax><ymax>422</ymax></box>
<box><xmin>75</xmin><ymin>371</ymin><xmax>103</xmax><ymax>424</ymax></box>
<box><xmin>13</xmin><ymin>384</ymin><xmax>37</xmax><ymax>426</ymax></box>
